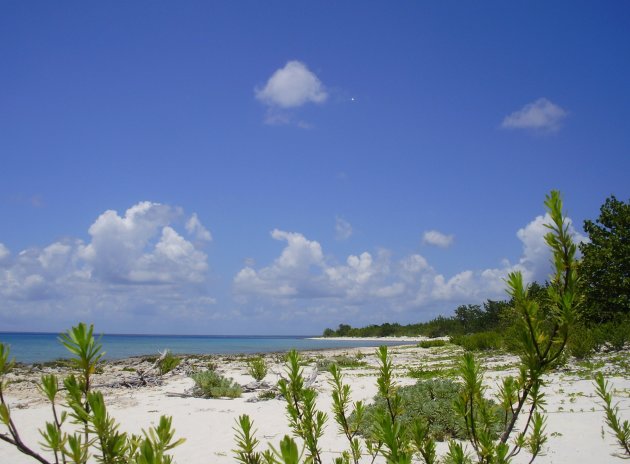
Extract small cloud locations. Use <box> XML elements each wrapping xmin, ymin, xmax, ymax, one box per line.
<box><xmin>422</xmin><ymin>230</ymin><xmax>454</xmax><ymax>248</ymax></box>
<box><xmin>501</xmin><ymin>98</ymin><xmax>567</xmax><ymax>132</ymax></box>
<box><xmin>186</xmin><ymin>213</ymin><xmax>213</xmax><ymax>242</ymax></box>
<box><xmin>335</xmin><ymin>216</ymin><xmax>353</xmax><ymax>241</ymax></box>
<box><xmin>255</xmin><ymin>61</ymin><xmax>327</xmax><ymax>109</ymax></box>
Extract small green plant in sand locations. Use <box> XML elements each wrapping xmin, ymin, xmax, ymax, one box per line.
<box><xmin>247</xmin><ymin>357</ymin><xmax>268</xmax><ymax>382</ymax></box>
<box><xmin>594</xmin><ymin>372</ymin><xmax>630</xmax><ymax>458</ymax></box>
<box><xmin>190</xmin><ymin>370</ymin><xmax>242</xmax><ymax>398</ymax></box>
<box><xmin>0</xmin><ymin>323</ymin><xmax>184</xmax><ymax>464</ymax></box>
<box><xmin>257</xmin><ymin>390</ymin><xmax>277</xmax><ymax>401</ymax></box>
<box><xmin>158</xmin><ymin>350</ymin><xmax>181</xmax><ymax>375</ymax></box>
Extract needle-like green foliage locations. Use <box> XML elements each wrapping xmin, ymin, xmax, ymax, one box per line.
<box><xmin>247</xmin><ymin>357</ymin><xmax>268</xmax><ymax>382</ymax></box>
<box><xmin>328</xmin><ymin>364</ymin><xmax>366</xmax><ymax>464</ymax></box>
<box><xmin>594</xmin><ymin>372</ymin><xmax>630</xmax><ymax>458</ymax></box>
<box><xmin>0</xmin><ymin>323</ymin><xmax>184</xmax><ymax>464</ymax></box>
<box><xmin>277</xmin><ymin>350</ymin><xmax>327</xmax><ymax>464</ymax></box>
<box><xmin>233</xmin><ymin>415</ymin><xmax>264</xmax><ymax>464</ymax></box>
<box><xmin>448</xmin><ymin>190</ymin><xmax>579</xmax><ymax>464</ymax></box>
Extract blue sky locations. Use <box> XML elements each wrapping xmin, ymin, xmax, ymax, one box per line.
<box><xmin>1</xmin><ymin>1</ymin><xmax>628</xmax><ymax>334</ymax></box>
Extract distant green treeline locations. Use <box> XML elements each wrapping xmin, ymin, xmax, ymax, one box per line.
<box><xmin>321</xmin><ymin>285</ymin><xmax>528</xmax><ymax>339</ymax></box>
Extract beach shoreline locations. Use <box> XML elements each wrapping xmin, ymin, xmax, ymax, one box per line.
<box><xmin>2</xmin><ymin>342</ymin><xmax>629</xmax><ymax>463</ymax></box>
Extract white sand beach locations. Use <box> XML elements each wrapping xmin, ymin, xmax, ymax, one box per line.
<box><xmin>1</xmin><ymin>343</ymin><xmax>629</xmax><ymax>463</ymax></box>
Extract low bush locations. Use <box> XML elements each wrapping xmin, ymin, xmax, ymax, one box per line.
<box><xmin>363</xmin><ymin>380</ymin><xmax>465</xmax><ymax>441</ymax></box>
<box><xmin>451</xmin><ymin>331</ymin><xmax>503</xmax><ymax>351</ymax></box>
<box><xmin>190</xmin><ymin>370</ymin><xmax>242</xmax><ymax>398</ymax></box>
<box><xmin>599</xmin><ymin>318</ymin><xmax>630</xmax><ymax>351</ymax></box>
<box><xmin>568</xmin><ymin>324</ymin><xmax>598</xmax><ymax>359</ymax></box>
<box><xmin>257</xmin><ymin>390</ymin><xmax>277</xmax><ymax>401</ymax></box>
<box><xmin>158</xmin><ymin>350</ymin><xmax>181</xmax><ymax>375</ymax></box>
<box><xmin>247</xmin><ymin>356</ymin><xmax>268</xmax><ymax>381</ymax></box>
<box><xmin>355</xmin><ymin>378</ymin><xmax>504</xmax><ymax>441</ymax></box>
<box><xmin>418</xmin><ymin>339</ymin><xmax>447</xmax><ymax>349</ymax></box>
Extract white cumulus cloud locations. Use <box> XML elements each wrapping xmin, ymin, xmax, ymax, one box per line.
<box><xmin>0</xmin><ymin>202</ymin><xmax>215</xmax><ymax>331</ymax></box>
<box><xmin>255</xmin><ymin>61</ymin><xmax>327</xmax><ymax>108</ymax></box>
<box><xmin>78</xmin><ymin>202</ymin><xmax>207</xmax><ymax>284</ymax></box>
<box><xmin>422</xmin><ymin>230</ymin><xmax>454</xmax><ymax>248</ymax></box>
<box><xmin>186</xmin><ymin>213</ymin><xmax>213</xmax><ymax>242</ymax></box>
<box><xmin>502</xmin><ymin>98</ymin><xmax>567</xmax><ymax>132</ymax></box>
<box><xmin>232</xmin><ymin>211</ymin><xmax>586</xmax><ymax>323</ymax></box>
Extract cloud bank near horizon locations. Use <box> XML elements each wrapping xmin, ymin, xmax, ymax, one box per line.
<box><xmin>233</xmin><ymin>213</ymin><xmax>585</xmax><ymax>324</ymax></box>
<box><xmin>0</xmin><ymin>202</ymin><xmax>585</xmax><ymax>332</ymax></box>
<box><xmin>0</xmin><ymin>202</ymin><xmax>217</xmax><ymax>331</ymax></box>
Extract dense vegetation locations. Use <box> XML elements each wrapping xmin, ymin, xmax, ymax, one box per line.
<box><xmin>322</xmin><ymin>298</ymin><xmax>514</xmax><ymax>339</ymax></box>
<box><xmin>580</xmin><ymin>195</ymin><xmax>630</xmax><ymax>322</ymax></box>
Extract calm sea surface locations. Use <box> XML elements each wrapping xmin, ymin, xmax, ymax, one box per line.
<box><xmin>0</xmin><ymin>332</ymin><xmax>414</xmax><ymax>364</ymax></box>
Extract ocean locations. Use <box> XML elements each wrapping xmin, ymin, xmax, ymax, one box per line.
<box><xmin>0</xmin><ymin>332</ymin><xmax>415</xmax><ymax>364</ymax></box>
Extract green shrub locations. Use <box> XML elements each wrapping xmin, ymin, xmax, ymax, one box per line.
<box><xmin>451</xmin><ymin>331</ymin><xmax>503</xmax><ymax>351</ymax></box>
<box><xmin>599</xmin><ymin>318</ymin><xmax>630</xmax><ymax>351</ymax></box>
<box><xmin>257</xmin><ymin>390</ymin><xmax>277</xmax><ymax>401</ymax></box>
<box><xmin>418</xmin><ymin>339</ymin><xmax>447</xmax><ymax>349</ymax></box>
<box><xmin>158</xmin><ymin>350</ymin><xmax>181</xmax><ymax>375</ymax></box>
<box><xmin>568</xmin><ymin>324</ymin><xmax>597</xmax><ymax>359</ymax></box>
<box><xmin>499</xmin><ymin>319</ymin><xmax>523</xmax><ymax>354</ymax></box>
<box><xmin>247</xmin><ymin>356</ymin><xmax>268</xmax><ymax>381</ymax></box>
<box><xmin>356</xmin><ymin>379</ymin><xmax>503</xmax><ymax>441</ymax></box>
<box><xmin>191</xmin><ymin>370</ymin><xmax>242</xmax><ymax>398</ymax></box>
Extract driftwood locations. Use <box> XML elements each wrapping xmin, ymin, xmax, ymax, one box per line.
<box><xmin>305</xmin><ymin>365</ymin><xmax>318</xmax><ymax>388</ymax></box>
<box><xmin>133</xmin><ymin>349</ymin><xmax>170</xmax><ymax>386</ymax></box>
<box><xmin>241</xmin><ymin>380</ymin><xmax>274</xmax><ymax>392</ymax></box>
<box><xmin>93</xmin><ymin>350</ymin><xmax>171</xmax><ymax>389</ymax></box>
<box><xmin>93</xmin><ymin>374</ymin><xmax>163</xmax><ymax>389</ymax></box>
<box><xmin>270</xmin><ymin>365</ymin><xmax>319</xmax><ymax>388</ymax></box>
<box><xmin>165</xmin><ymin>392</ymin><xmax>196</xmax><ymax>398</ymax></box>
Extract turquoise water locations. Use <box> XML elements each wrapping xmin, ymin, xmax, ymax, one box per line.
<box><xmin>0</xmin><ymin>332</ymin><xmax>414</xmax><ymax>364</ymax></box>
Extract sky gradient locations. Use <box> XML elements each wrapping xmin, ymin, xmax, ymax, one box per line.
<box><xmin>1</xmin><ymin>1</ymin><xmax>629</xmax><ymax>334</ymax></box>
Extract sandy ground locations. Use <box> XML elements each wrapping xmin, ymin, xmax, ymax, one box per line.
<box><xmin>1</xmin><ymin>343</ymin><xmax>629</xmax><ymax>463</ymax></box>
